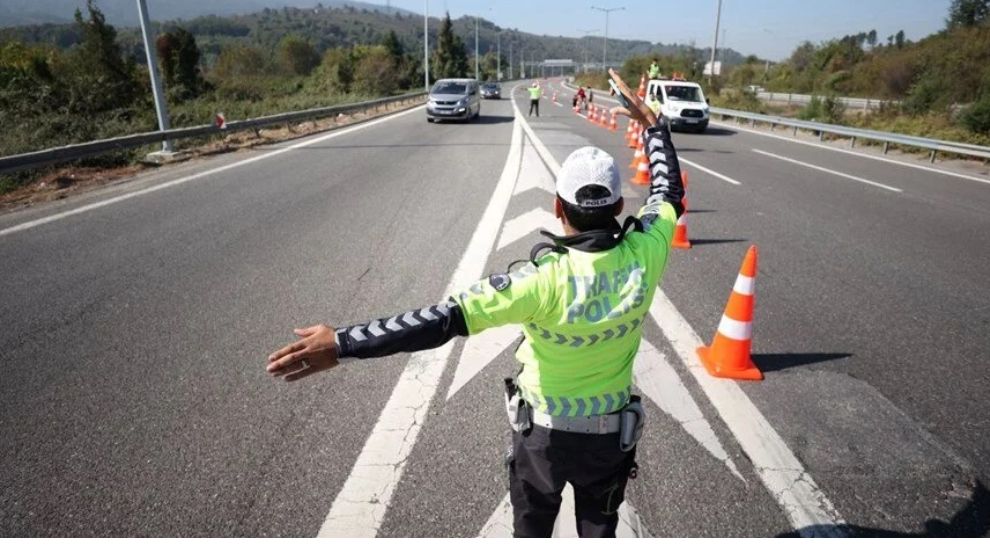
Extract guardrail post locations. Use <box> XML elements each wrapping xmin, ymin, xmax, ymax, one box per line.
<box><xmin>930</xmin><ymin>150</ymin><xmax>937</xmax><ymax>163</ymax></box>
<box><xmin>770</xmin><ymin>122</ymin><xmax>776</xmax><ymax>130</ymax></box>
<box><xmin>792</xmin><ymin>126</ymin><xmax>798</xmax><ymax>137</ymax></box>
<box><xmin>819</xmin><ymin>131</ymin><xmax>825</xmax><ymax>142</ymax></box>
<box><xmin>850</xmin><ymin>137</ymin><xmax>856</xmax><ymax>148</ymax></box>
<box><xmin>788</xmin><ymin>93</ymin><xmax>793</xmax><ymax>106</ymax></box>
<box><xmin>883</xmin><ymin>141</ymin><xmax>890</xmax><ymax>154</ymax></box>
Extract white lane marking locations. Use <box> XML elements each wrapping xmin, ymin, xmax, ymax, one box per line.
<box><xmin>318</xmin><ymin>108</ymin><xmax>523</xmax><ymax>538</ymax></box>
<box><xmin>446</xmin><ymin>325</ymin><xmax>520</xmax><ymax>401</ymax></box>
<box><xmin>0</xmin><ymin>105</ymin><xmax>425</xmax><ymax>239</ymax></box>
<box><xmin>634</xmin><ymin>340</ymin><xmax>743</xmax><ymax>481</ymax></box>
<box><xmin>649</xmin><ymin>291</ymin><xmax>847</xmax><ymax>536</ymax></box>
<box><xmin>753</xmin><ymin>148</ymin><xmax>903</xmax><ymax>193</ymax></box>
<box><xmin>679</xmin><ymin>156</ymin><xmax>742</xmax><ymax>186</ymax></box>
<box><xmin>479</xmin><ymin>488</ymin><xmax>647</xmax><ymax>538</ymax></box>
<box><xmin>496</xmin><ymin>207</ymin><xmax>558</xmax><ymax>250</ymax></box>
<box><xmin>553</xmin><ymin>101</ymin><xmax>563</xmax><ymax>107</ymax></box>
<box><xmin>522</xmin><ymin>108</ymin><xmax>847</xmax><ymax>536</ymax></box>
<box><xmin>718</xmin><ymin>120</ymin><xmax>990</xmax><ymax>186</ymax></box>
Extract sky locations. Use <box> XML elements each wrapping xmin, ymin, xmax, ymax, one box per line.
<box><xmin>385</xmin><ymin>0</ymin><xmax>953</xmax><ymax>61</ymax></box>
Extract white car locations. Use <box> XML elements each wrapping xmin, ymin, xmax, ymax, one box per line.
<box><xmin>647</xmin><ymin>78</ymin><xmax>710</xmax><ymax>133</ymax></box>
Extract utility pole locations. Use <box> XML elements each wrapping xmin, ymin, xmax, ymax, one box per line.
<box><xmin>708</xmin><ymin>0</ymin><xmax>722</xmax><ymax>86</ymax></box>
<box><xmin>424</xmin><ymin>0</ymin><xmax>430</xmax><ymax>91</ymax></box>
<box><xmin>509</xmin><ymin>40</ymin><xmax>513</xmax><ymax>80</ymax></box>
<box><xmin>578</xmin><ymin>28</ymin><xmax>598</xmax><ymax>71</ymax></box>
<box><xmin>591</xmin><ymin>5</ymin><xmax>624</xmax><ymax>70</ymax></box>
<box><xmin>497</xmin><ymin>32</ymin><xmax>501</xmax><ymax>81</ymax></box>
<box><xmin>136</xmin><ymin>0</ymin><xmax>172</xmax><ymax>153</ymax></box>
<box><xmin>475</xmin><ymin>16</ymin><xmax>479</xmax><ymax>81</ymax></box>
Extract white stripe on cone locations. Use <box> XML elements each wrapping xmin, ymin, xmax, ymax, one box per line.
<box><xmin>717</xmin><ymin>314</ymin><xmax>753</xmax><ymax>341</ymax></box>
<box><xmin>733</xmin><ymin>274</ymin><xmax>756</xmax><ymax>296</ymax></box>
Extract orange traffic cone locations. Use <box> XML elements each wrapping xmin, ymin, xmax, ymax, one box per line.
<box><xmin>637</xmin><ymin>75</ymin><xmax>647</xmax><ymax>99</ymax></box>
<box><xmin>696</xmin><ymin>246</ymin><xmax>763</xmax><ymax>381</ymax></box>
<box><xmin>632</xmin><ymin>150</ymin><xmax>650</xmax><ymax>186</ymax></box>
<box><xmin>671</xmin><ymin>214</ymin><xmax>691</xmax><ymax>248</ymax></box>
<box><xmin>552</xmin><ymin>91</ymin><xmax>558</xmax><ymax>103</ymax></box>
<box><xmin>609</xmin><ymin>112</ymin><xmax>618</xmax><ymax>131</ymax></box>
<box><xmin>629</xmin><ymin>135</ymin><xmax>644</xmax><ymax>169</ymax></box>
<box><xmin>574</xmin><ymin>101</ymin><xmax>581</xmax><ymax>114</ymax></box>
<box><xmin>588</xmin><ymin>104</ymin><xmax>597</xmax><ymax>122</ymax></box>
<box><xmin>598</xmin><ymin>108</ymin><xmax>609</xmax><ymax>128</ymax></box>
<box><xmin>680</xmin><ymin>170</ymin><xmax>689</xmax><ymax>212</ymax></box>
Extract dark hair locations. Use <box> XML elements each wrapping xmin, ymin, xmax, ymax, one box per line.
<box><xmin>557</xmin><ymin>185</ymin><xmax>621</xmax><ymax>232</ymax></box>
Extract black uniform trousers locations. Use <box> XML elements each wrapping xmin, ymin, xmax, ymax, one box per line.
<box><xmin>529</xmin><ymin>99</ymin><xmax>540</xmax><ymax>117</ymax></box>
<box><xmin>508</xmin><ymin>424</ymin><xmax>636</xmax><ymax>538</ymax></box>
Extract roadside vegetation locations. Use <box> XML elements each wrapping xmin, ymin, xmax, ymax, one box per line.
<box><xmin>577</xmin><ymin>0</ymin><xmax>990</xmax><ymax>149</ymax></box>
<box><xmin>0</xmin><ymin>2</ymin><xmax>477</xmax><ymax>196</ymax></box>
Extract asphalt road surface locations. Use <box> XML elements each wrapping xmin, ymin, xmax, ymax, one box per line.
<box><xmin>1</xmin><ymin>79</ymin><xmax>988</xmax><ymax>537</ymax></box>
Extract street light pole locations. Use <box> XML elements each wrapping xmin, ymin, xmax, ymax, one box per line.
<box><xmin>497</xmin><ymin>33</ymin><xmax>501</xmax><ymax>81</ymax></box>
<box><xmin>578</xmin><ymin>28</ymin><xmax>598</xmax><ymax>71</ymax></box>
<box><xmin>424</xmin><ymin>0</ymin><xmax>430</xmax><ymax>91</ymax></box>
<box><xmin>591</xmin><ymin>5</ymin><xmax>624</xmax><ymax>70</ymax></box>
<box><xmin>136</xmin><ymin>0</ymin><xmax>172</xmax><ymax>153</ymax></box>
<box><xmin>475</xmin><ymin>17</ymin><xmax>479</xmax><ymax>81</ymax></box>
<box><xmin>708</xmin><ymin>0</ymin><xmax>722</xmax><ymax>85</ymax></box>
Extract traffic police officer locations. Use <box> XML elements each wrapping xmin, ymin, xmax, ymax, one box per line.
<box><xmin>266</xmin><ymin>70</ymin><xmax>684</xmax><ymax>538</ymax></box>
<box><xmin>528</xmin><ymin>81</ymin><xmax>542</xmax><ymax>117</ymax></box>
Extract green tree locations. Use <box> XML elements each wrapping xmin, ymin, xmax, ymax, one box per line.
<box><xmin>313</xmin><ymin>47</ymin><xmax>355</xmax><ymax>93</ymax></box>
<box><xmin>278</xmin><ymin>35</ymin><xmax>320</xmax><ymax>76</ymax></box>
<box><xmin>867</xmin><ymin>29</ymin><xmax>878</xmax><ymax>49</ymax></box>
<box><xmin>70</xmin><ymin>0</ymin><xmax>138</xmax><ymax>113</ymax></box>
<box><xmin>156</xmin><ymin>27</ymin><xmax>205</xmax><ymax>100</ymax></box>
<box><xmin>947</xmin><ymin>0</ymin><xmax>990</xmax><ymax>28</ymax></box>
<box><xmin>895</xmin><ymin>30</ymin><xmax>906</xmax><ymax>49</ymax></box>
<box><xmin>353</xmin><ymin>45</ymin><xmax>398</xmax><ymax>95</ymax></box>
<box><xmin>432</xmin><ymin>13</ymin><xmax>469</xmax><ymax>80</ymax></box>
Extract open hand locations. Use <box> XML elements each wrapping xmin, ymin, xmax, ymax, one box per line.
<box><xmin>607</xmin><ymin>69</ymin><xmax>659</xmax><ymax>129</ymax></box>
<box><xmin>266</xmin><ymin>324</ymin><xmax>339</xmax><ymax>382</ymax></box>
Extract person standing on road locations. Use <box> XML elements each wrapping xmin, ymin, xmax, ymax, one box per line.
<box><xmin>528</xmin><ymin>81</ymin><xmax>542</xmax><ymax>117</ymax></box>
<box><xmin>266</xmin><ymin>69</ymin><xmax>684</xmax><ymax>538</ymax></box>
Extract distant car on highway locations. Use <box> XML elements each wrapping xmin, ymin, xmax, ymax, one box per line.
<box><xmin>648</xmin><ymin>77</ymin><xmax>711</xmax><ymax>133</ymax></box>
<box><xmin>481</xmin><ymin>82</ymin><xmax>502</xmax><ymax>99</ymax></box>
<box><xmin>426</xmin><ymin>79</ymin><xmax>481</xmax><ymax>123</ymax></box>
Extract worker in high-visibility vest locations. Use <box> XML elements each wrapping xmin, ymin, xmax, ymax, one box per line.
<box><xmin>266</xmin><ymin>69</ymin><xmax>685</xmax><ymax>538</ymax></box>
<box><xmin>528</xmin><ymin>81</ymin><xmax>542</xmax><ymax>117</ymax></box>
<box><xmin>647</xmin><ymin>92</ymin><xmax>662</xmax><ymax>116</ymax></box>
<box><xmin>648</xmin><ymin>59</ymin><xmax>661</xmax><ymax>80</ymax></box>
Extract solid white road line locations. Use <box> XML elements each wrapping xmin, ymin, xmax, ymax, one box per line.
<box><xmin>522</xmin><ymin>106</ymin><xmax>847</xmax><ymax>537</ymax></box>
<box><xmin>649</xmin><ymin>291</ymin><xmax>847</xmax><ymax>536</ymax></box>
<box><xmin>753</xmin><ymin>148</ymin><xmax>903</xmax><ymax>193</ymax></box>
<box><xmin>0</xmin><ymin>105</ymin><xmax>426</xmax><ymax>239</ymax></box>
<box><xmin>317</xmin><ymin>109</ymin><xmax>523</xmax><ymax>537</ymax></box>
<box><xmin>679</xmin><ymin>156</ymin><xmax>742</xmax><ymax>186</ymax></box>
<box><xmin>717</xmin><ymin>120</ymin><xmax>990</xmax><ymax>186</ymax></box>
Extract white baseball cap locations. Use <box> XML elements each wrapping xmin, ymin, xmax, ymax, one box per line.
<box><xmin>555</xmin><ymin>147</ymin><xmax>622</xmax><ymax>208</ymax></box>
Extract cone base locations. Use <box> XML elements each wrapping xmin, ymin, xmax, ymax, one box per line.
<box><xmin>632</xmin><ymin>175</ymin><xmax>650</xmax><ymax>186</ymax></box>
<box><xmin>672</xmin><ymin>239</ymin><xmax>692</xmax><ymax>249</ymax></box>
<box><xmin>696</xmin><ymin>346</ymin><xmax>764</xmax><ymax>381</ymax></box>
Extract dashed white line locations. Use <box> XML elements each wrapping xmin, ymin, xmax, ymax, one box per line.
<box><xmin>679</xmin><ymin>156</ymin><xmax>742</xmax><ymax>186</ymax></box>
<box><xmin>753</xmin><ymin>148</ymin><xmax>903</xmax><ymax>193</ymax></box>
<box><xmin>716</xmin><ymin>119</ymin><xmax>990</xmax><ymax>186</ymax></box>
<box><xmin>0</xmin><ymin>105</ymin><xmax>426</xmax><ymax>239</ymax></box>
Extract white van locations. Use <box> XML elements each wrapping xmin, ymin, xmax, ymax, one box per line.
<box><xmin>647</xmin><ymin>78</ymin><xmax>710</xmax><ymax>133</ymax></box>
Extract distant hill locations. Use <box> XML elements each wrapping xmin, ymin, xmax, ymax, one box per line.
<box><xmin>1</xmin><ymin>4</ymin><xmax>747</xmax><ymax>71</ymax></box>
<box><xmin>0</xmin><ymin>1</ymin><xmax>413</xmax><ymax>28</ymax></box>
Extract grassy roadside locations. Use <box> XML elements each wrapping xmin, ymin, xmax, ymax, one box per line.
<box><xmin>0</xmin><ymin>93</ymin><xmax>423</xmax><ymax>213</ymax></box>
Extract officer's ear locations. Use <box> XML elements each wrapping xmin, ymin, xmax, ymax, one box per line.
<box><xmin>613</xmin><ymin>198</ymin><xmax>625</xmax><ymax>216</ymax></box>
<box><xmin>554</xmin><ymin>196</ymin><xmax>567</xmax><ymax>224</ymax></box>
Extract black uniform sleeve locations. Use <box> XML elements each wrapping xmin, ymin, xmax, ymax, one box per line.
<box><xmin>641</xmin><ymin>117</ymin><xmax>685</xmax><ymax>220</ymax></box>
<box><xmin>334</xmin><ymin>298</ymin><xmax>469</xmax><ymax>360</ymax></box>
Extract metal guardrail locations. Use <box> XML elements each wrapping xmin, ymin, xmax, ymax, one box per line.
<box><xmin>756</xmin><ymin>91</ymin><xmax>894</xmax><ymax>111</ymax></box>
<box><xmin>0</xmin><ymin>91</ymin><xmax>427</xmax><ymax>175</ymax></box>
<box><xmin>711</xmin><ymin>107</ymin><xmax>990</xmax><ymax>162</ymax></box>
